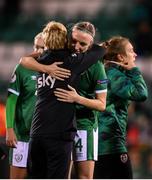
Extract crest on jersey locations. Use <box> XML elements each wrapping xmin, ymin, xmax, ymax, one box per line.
<box><xmin>120</xmin><ymin>153</ymin><xmax>128</xmax><ymax>163</ymax></box>
<box><xmin>71</xmin><ymin>53</ymin><xmax>77</xmax><ymax>57</ymax></box>
<box><xmin>10</xmin><ymin>74</ymin><xmax>16</xmax><ymax>83</ymax></box>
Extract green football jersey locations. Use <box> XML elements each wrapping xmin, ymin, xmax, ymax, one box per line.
<box><xmin>8</xmin><ymin>64</ymin><xmax>37</xmax><ymax>141</ymax></box>
<box><xmin>98</xmin><ymin>65</ymin><xmax>148</xmax><ymax>155</ymax></box>
<box><xmin>76</xmin><ymin>61</ymin><xmax>107</xmax><ymax>130</ymax></box>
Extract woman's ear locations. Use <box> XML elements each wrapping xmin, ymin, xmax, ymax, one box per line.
<box><xmin>117</xmin><ymin>54</ymin><xmax>124</xmax><ymax>62</ymax></box>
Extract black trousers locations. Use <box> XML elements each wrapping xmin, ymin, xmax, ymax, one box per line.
<box><xmin>0</xmin><ymin>146</ymin><xmax>6</xmax><ymax>160</ymax></box>
<box><xmin>94</xmin><ymin>153</ymin><xmax>133</xmax><ymax>179</ymax></box>
<box><xmin>28</xmin><ymin>137</ymin><xmax>73</xmax><ymax>179</ymax></box>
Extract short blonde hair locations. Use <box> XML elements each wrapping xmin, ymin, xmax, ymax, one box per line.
<box><xmin>42</xmin><ymin>21</ymin><xmax>67</xmax><ymax>49</ymax></box>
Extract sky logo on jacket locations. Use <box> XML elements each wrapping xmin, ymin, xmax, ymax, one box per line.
<box><xmin>37</xmin><ymin>73</ymin><xmax>56</xmax><ymax>89</ymax></box>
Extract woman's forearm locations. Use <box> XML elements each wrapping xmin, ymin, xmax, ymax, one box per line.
<box><xmin>75</xmin><ymin>94</ymin><xmax>106</xmax><ymax>112</ymax></box>
<box><xmin>20</xmin><ymin>57</ymin><xmax>47</xmax><ymax>73</ymax></box>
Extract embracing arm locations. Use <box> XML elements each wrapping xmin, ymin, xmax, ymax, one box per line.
<box><xmin>54</xmin><ymin>85</ymin><xmax>107</xmax><ymax>111</ymax></box>
<box><xmin>20</xmin><ymin>56</ymin><xmax>71</xmax><ymax>81</ymax></box>
<box><xmin>76</xmin><ymin>91</ymin><xmax>107</xmax><ymax>111</ymax></box>
<box><xmin>54</xmin><ymin>61</ymin><xmax>107</xmax><ymax>111</ymax></box>
<box><xmin>6</xmin><ymin>93</ymin><xmax>18</xmax><ymax>147</ymax></box>
<box><xmin>20</xmin><ymin>56</ymin><xmax>48</xmax><ymax>73</ymax></box>
<box><xmin>76</xmin><ymin>44</ymin><xmax>104</xmax><ymax>73</ymax></box>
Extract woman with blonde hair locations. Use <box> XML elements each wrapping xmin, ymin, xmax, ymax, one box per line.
<box><xmin>22</xmin><ymin>21</ymin><xmax>104</xmax><ymax>178</ymax></box>
<box><xmin>5</xmin><ymin>32</ymin><xmax>44</xmax><ymax>179</ymax></box>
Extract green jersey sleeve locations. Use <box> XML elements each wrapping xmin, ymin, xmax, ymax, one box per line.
<box><xmin>93</xmin><ymin>61</ymin><xmax>108</xmax><ymax>93</ymax></box>
<box><xmin>6</xmin><ymin>94</ymin><xmax>18</xmax><ymax>128</ymax></box>
<box><xmin>6</xmin><ymin>64</ymin><xmax>22</xmax><ymax>128</ymax></box>
<box><xmin>7</xmin><ymin>64</ymin><xmax>24</xmax><ymax>96</ymax></box>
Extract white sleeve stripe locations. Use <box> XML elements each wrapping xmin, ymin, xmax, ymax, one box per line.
<box><xmin>8</xmin><ymin>88</ymin><xmax>20</xmax><ymax>96</ymax></box>
<box><xmin>95</xmin><ymin>89</ymin><xmax>107</xmax><ymax>94</ymax></box>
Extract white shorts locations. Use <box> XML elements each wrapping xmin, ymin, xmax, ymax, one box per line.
<box><xmin>72</xmin><ymin>128</ymin><xmax>98</xmax><ymax>161</ymax></box>
<box><xmin>10</xmin><ymin>141</ymin><xmax>29</xmax><ymax>168</ymax></box>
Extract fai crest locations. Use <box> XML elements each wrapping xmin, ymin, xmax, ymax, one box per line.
<box><xmin>120</xmin><ymin>153</ymin><xmax>128</xmax><ymax>163</ymax></box>
<box><xmin>15</xmin><ymin>153</ymin><xmax>23</xmax><ymax>162</ymax></box>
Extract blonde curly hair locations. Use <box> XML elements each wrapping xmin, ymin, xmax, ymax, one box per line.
<box><xmin>42</xmin><ymin>21</ymin><xmax>67</xmax><ymax>50</ymax></box>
